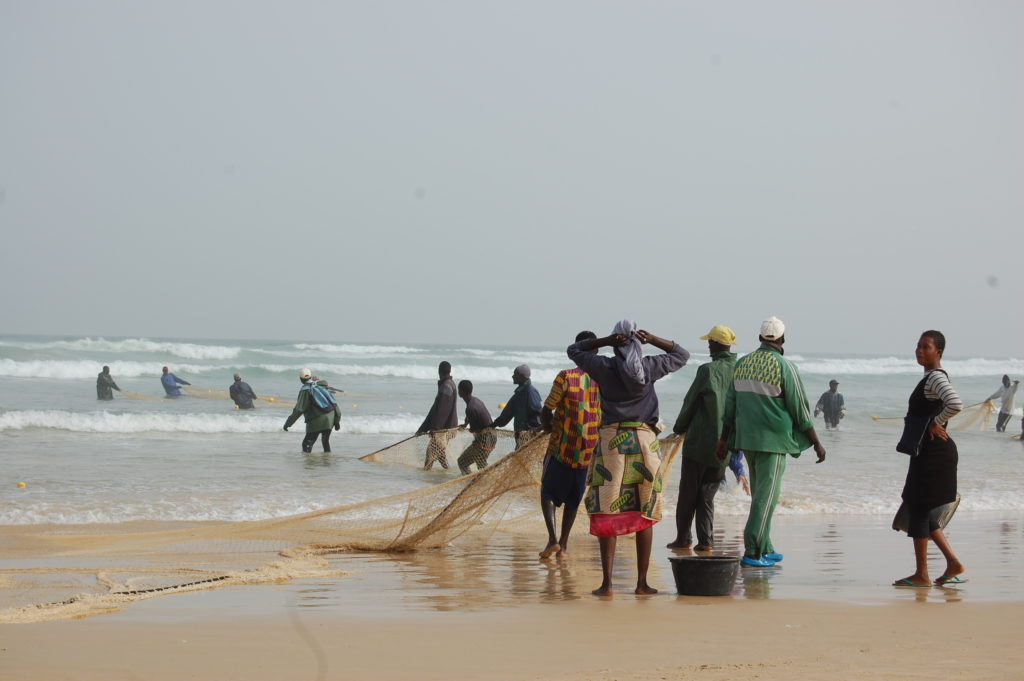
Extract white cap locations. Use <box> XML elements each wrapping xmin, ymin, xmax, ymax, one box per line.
<box><xmin>759</xmin><ymin>316</ymin><xmax>785</xmax><ymax>341</ymax></box>
<box><xmin>299</xmin><ymin>368</ymin><xmax>312</xmax><ymax>379</ymax></box>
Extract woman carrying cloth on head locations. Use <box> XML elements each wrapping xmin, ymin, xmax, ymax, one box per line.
<box><xmin>568</xmin><ymin>320</ymin><xmax>689</xmax><ymax>595</ymax></box>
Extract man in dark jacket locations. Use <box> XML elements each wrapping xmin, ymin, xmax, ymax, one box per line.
<box><xmin>229</xmin><ymin>373</ymin><xmax>258</xmax><ymax>410</ymax></box>
<box><xmin>491</xmin><ymin>364</ymin><xmax>542</xmax><ymax>448</ymax></box>
<box><xmin>96</xmin><ymin>366</ymin><xmax>121</xmax><ymax>401</ymax></box>
<box><xmin>417</xmin><ymin>361</ymin><xmax>459</xmax><ymax>469</ymax></box>
<box><xmin>668</xmin><ymin>325</ymin><xmax>738</xmax><ymax>551</ymax></box>
<box><xmin>284</xmin><ymin>368</ymin><xmax>341</xmax><ymax>453</ymax></box>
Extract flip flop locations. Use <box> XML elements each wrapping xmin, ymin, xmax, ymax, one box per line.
<box><xmin>935</xmin><ymin>574</ymin><xmax>968</xmax><ymax>585</ymax></box>
<box><xmin>893</xmin><ymin>578</ymin><xmax>931</xmax><ymax>588</ymax></box>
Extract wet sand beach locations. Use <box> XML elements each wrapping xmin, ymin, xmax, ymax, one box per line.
<box><xmin>3</xmin><ymin>512</ymin><xmax>1023</xmax><ymax>680</ymax></box>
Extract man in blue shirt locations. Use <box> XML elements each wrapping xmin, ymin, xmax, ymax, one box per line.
<box><xmin>161</xmin><ymin>366</ymin><xmax>191</xmax><ymax>397</ymax></box>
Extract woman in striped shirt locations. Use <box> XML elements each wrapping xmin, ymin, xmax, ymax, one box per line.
<box><xmin>894</xmin><ymin>330</ymin><xmax>967</xmax><ymax>587</ymax></box>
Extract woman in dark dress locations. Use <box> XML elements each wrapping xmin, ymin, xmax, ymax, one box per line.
<box><xmin>893</xmin><ymin>330</ymin><xmax>966</xmax><ymax>587</ymax></box>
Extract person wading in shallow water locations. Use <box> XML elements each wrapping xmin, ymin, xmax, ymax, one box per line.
<box><xmin>538</xmin><ymin>330</ymin><xmax>602</xmax><ymax>560</ymax></box>
<box><xmin>716</xmin><ymin>316</ymin><xmax>826</xmax><ymax>569</ymax></box>
<box><xmin>892</xmin><ymin>330</ymin><xmax>966</xmax><ymax>588</ymax></box>
<box><xmin>417</xmin><ymin>361</ymin><xmax>459</xmax><ymax>470</ymax></box>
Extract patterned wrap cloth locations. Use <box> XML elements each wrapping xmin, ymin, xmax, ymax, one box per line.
<box><xmin>585</xmin><ymin>422</ymin><xmax>672</xmax><ymax>537</ymax></box>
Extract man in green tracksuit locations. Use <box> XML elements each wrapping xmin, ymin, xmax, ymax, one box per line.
<box><xmin>716</xmin><ymin>317</ymin><xmax>826</xmax><ymax>568</ymax></box>
<box><xmin>668</xmin><ymin>325</ymin><xmax>738</xmax><ymax>551</ymax></box>
<box><xmin>284</xmin><ymin>368</ymin><xmax>341</xmax><ymax>453</ymax></box>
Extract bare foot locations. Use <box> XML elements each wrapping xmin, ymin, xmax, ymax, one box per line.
<box><xmin>635</xmin><ymin>583</ymin><xmax>658</xmax><ymax>595</ymax></box>
<box><xmin>893</xmin><ymin>575</ymin><xmax>931</xmax><ymax>587</ymax></box>
<box><xmin>592</xmin><ymin>583</ymin><xmax>612</xmax><ymax>596</ymax></box>
<box><xmin>942</xmin><ymin>559</ymin><xmax>965</xmax><ymax>579</ymax></box>
<box><xmin>666</xmin><ymin>540</ymin><xmax>691</xmax><ymax>549</ymax></box>
<box><xmin>556</xmin><ymin>549</ymin><xmax>568</xmax><ymax>560</ymax></box>
<box><xmin>539</xmin><ymin>542</ymin><xmax>561</xmax><ymax>559</ymax></box>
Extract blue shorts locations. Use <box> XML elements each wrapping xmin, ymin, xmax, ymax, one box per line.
<box><xmin>540</xmin><ymin>455</ymin><xmax>588</xmax><ymax>508</ymax></box>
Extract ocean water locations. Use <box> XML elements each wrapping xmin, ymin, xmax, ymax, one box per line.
<box><xmin>1</xmin><ymin>334</ymin><xmax>1023</xmax><ymax>526</ymax></box>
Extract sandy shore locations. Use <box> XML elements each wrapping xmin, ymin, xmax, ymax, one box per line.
<box><xmin>3</xmin><ymin>594</ymin><xmax>1022</xmax><ymax>680</ymax></box>
<box><xmin>3</xmin><ymin>512</ymin><xmax>1024</xmax><ymax>679</ymax></box>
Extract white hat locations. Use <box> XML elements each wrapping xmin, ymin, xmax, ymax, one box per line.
<box><xmin>759</xmin><ymin>316</ymin><xmax>785</xmax><ymax>341</ymax></box>
<box><xmin>299</xmin><ymin>368</ymin><xmax>312</xmax><ymax>379</ymax></box>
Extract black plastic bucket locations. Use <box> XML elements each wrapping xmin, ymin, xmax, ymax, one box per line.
<box><xmin>668</xmin><ymin>555</ymin><xmax>740</xmax><ymax>596</ymax></box>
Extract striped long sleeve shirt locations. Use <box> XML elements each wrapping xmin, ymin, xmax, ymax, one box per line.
<box><xmin>924</xmin><ymin>370</ymin><xmax>963</xmax><ymax>425</ymax></box>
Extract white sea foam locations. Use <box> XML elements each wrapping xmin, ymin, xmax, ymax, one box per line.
<box><xmin>253</xmin><ymin>363</ymin><xmax>562</xmax><ymax>384</ymax></box>
<box><xmin>0</xmin><ymin>337</ymin><xmax>240</xmax><ymax>360</ymax></box>
<box><xmin>0</xmin><ymin>360</ymin><xmax>226</xmax><ymax>380</ymax></box>
<box><xmin>790</xmin><ymin>356</ymin><xmax>1024</xmax><ymax>377</ymax></box>
<box><xmin>292</xmin><ymin>343</ymin><xmax>422</xmax><ymax>356</ymax></box>
<box><xmin>0</xmin><ymin>410</ymin><xmax>425</xmax><ymax>434</ymax></box>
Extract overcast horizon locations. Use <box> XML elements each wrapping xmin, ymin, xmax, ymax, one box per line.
<box><xmin>2</xmin><ymin>1</ymin><xmax>1021</xmax><ymax>357</ymax></box>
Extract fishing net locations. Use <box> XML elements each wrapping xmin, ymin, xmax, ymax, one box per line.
<box><xmin>872</xmin><ymin>401</ymin><xmax>995</xmax><ymax>431</ymax></box>
<box><xmin>183</xmin><ymin>385</ymin><xmax>295</xmax><ymax>408</ymax></box>
<box><xmin>0</xmin><ymin>433</ymin><xmax>682</xmax><ymax>623</ymax></box>
<box><xmin>947</xmin><ymin>401</ymin><xmax>995</xmax><ymax>431</ymax></box>
<box><xmin>359</xmin><ymin>427</ymin><xmax>523</xmax><ymax>469</ymax></box>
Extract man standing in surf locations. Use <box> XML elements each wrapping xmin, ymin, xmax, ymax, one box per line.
<box><xmin>716</xmin><ymin>316</ymin><xmax>826</xmax><ymax>568</ymax></box>
<box><xmin>417</xmin><ymin>361</ymin><xmax>459</xmax><ymax>470</ymax></box>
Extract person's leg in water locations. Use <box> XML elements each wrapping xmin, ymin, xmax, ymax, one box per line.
<box><xmin>301</xmin><ymin>431</ymin><xmax>317</xmax><ymax>453</ymax></box>
<box><xmin>635</xmin><ymin>526</ymin><xmax>657</xmax><ymax>594</ymax></box>
<box><xmin>668</xmin><ymin>457</ymin><xmax>699</xmax><ymax>549</ymax></box>
<box><xmin>593</xmin><ymin>535</ymin><xmax>616</xmax><ymax>595</ymax></box>
<box><xmin>894</xmin><ymin>504</ymin><xmax>936</xmax><ymax>586</ymax></box>
<box><xmin>930</xmin><ymin>527</ymin><xmax>965</xmax><ymax>582</ymax></box>
<box><xmin>424</xmin><ymin>432</ymin><xmax>450</xmax><ymax>470</ymax></box>
<box><xmin>320</xmin><ymin>429</ymin><xmax>332</xmax><ymax>453</ymax></box>
<box><xmin>540</xmin><ymin>497</ymin><xmax>560</xmax><ymax>558</ymax></box>
<box><xmin>556</xmin><ymin>501</ymin><xmax>581</xmax><ymax>556</ymax></box>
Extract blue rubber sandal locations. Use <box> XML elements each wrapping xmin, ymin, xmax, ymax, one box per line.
<box><xmin>893</xmin><ymin>578</ymin><xmax>930</xmax><ymax>588</ymax></box>
<box><xmin>935</xmin><ymin>574</ymin><xmax>968</xmax><ymax>585</ymax></box>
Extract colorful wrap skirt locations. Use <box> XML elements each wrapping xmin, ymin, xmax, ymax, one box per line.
<box><xmin>585</xmin><ymin>422</ymin><xmax>668</xmax><ymax>537</ymax></box>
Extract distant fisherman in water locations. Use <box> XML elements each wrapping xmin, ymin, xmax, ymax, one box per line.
<box><xmin>417</xmin><ymin>361</ymin><xmax>459</xmax><ymax>470</ymax></box>
<box><xmin>284</xmin><ymin>368</ymin><xmax>341</xmax><ymax>453</ymax></box>
<box><xmin>96</xmin><ymin>366</ymin><xmax>121</xmax><ymax>400</ymax></box>
<box><xmin>814</xmin><ymin>380</ymin><xmax>845</xmax><ymax>430</ymax></box>
<box><xmin>161</xmin><ymin>366</ymin><xmax>191</xmax><ymax>397</ymax></box>
<box><xmin>985</xmin><ymin>374</ymin><xmax>1019</xmax><ymax>433</ymax></box>
<box><xmin>490</xmin><ymin>364</ymin><xmax>542</xmax><ymax>448</ymax></box>
<box><xmin>229</xmin><ymin>373</ymin><xmax>258</xmax><ymax>410</ymax></box>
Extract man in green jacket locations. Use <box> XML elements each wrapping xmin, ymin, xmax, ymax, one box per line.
<box><xmin>716</xmin><ymin>317</ymin><xmax>826</xmax><ymax>568</ymax></box>
<box><xmin>668</xmin><ymin>325</ymin><xmax>738</xmax><ymax>551</ymax></box>
<box><xmin>284</xmin><ymin>368</ymin><xmax>341</xmax><ymax>453</ymax></box>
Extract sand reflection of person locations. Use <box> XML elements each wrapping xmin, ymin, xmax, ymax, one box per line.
<box><xmin>567</xmin><ymin>321</ymin><xmax>689</xmax><ymax>595</ymax></box>
<box><xmin>893</xmin><ymin>330</ymin><xmax>967</xmax><ymax>587</ymax></box>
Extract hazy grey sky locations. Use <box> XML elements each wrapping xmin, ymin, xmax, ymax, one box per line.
<box><xmin>2</xmin><ymin>1</ymin><xmax>1021</xmax><ymax>356</ymax></box>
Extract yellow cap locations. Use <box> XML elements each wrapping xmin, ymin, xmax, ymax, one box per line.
<box><xmin>699</xmin><ymin>325</ymin><xmax>737</xmax><ymax>346</ymax></box>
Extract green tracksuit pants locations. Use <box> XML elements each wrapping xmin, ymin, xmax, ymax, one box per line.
<box><xmin>743</xmin><ymin>451</ymin><xmax>788</xmax><ymax>558</ymax></box>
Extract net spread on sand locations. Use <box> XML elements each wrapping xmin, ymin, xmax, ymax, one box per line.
<box><xmin>0</xmin><ymin>431</ymin><xmax>683</xmax><ymax>623</ymax></box>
